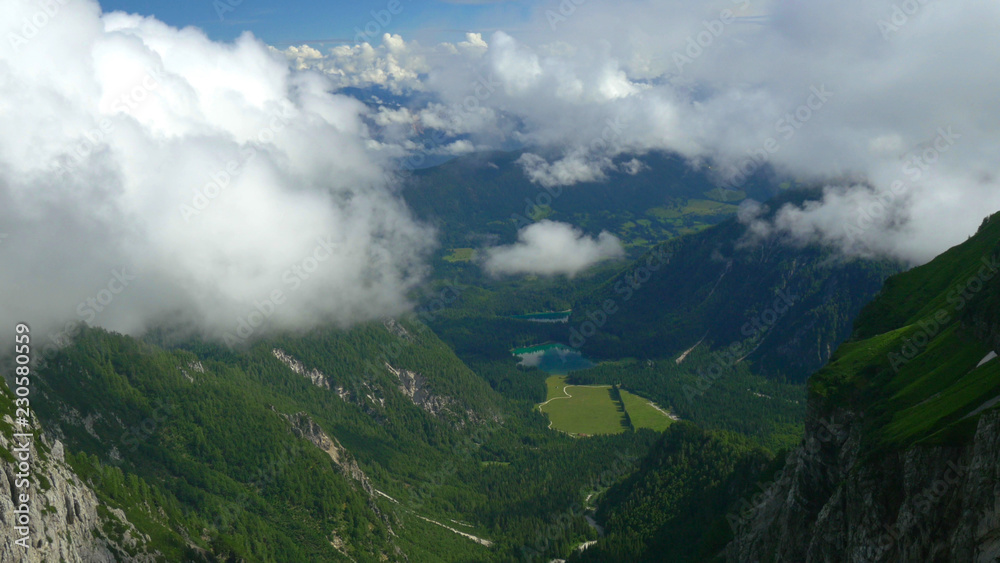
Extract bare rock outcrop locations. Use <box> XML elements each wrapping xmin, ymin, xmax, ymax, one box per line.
<box><xmin>0</xmin><ymin>420</ymin><xmax>155</xmax><ymax>562</ymax></box>
<box><xmin>272</xmin><ymin>349</ymin><xmax>330</xmax><ymax>389</ymax></box>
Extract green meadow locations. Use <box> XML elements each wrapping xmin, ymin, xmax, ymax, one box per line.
<box><xmin>539</xmin><ymin>376</ymin><xmax>675</xmax><ymax>436</ymax></box>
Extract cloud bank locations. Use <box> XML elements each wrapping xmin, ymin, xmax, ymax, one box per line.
<box><xmin>6</xmin><ymin>0</ymin><xmax>1000</xmax><ymax>349</ymax></box>
<box><xmin>0</xmin><ymin>0</ymin><xmax>433</xmax><ymax>348</ymax></box>
<box><xmin>484</xmin><ymin>221</ymin><xmax>624</xmax><ymax>277</ymax></box>
<box><xmin>281</xmin><ymin>0</ymin><xmax>1000</xmax><ymax>265</ymax></box>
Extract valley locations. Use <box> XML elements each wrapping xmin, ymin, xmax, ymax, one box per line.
<box><xmin>3</xmin><ymin>2</ymin><xmax>998</xmax><ymax>561</ymax></box>
<box><xmin>3</xmin><ymin>149</ymin><xmax>996</xmax><ymax>563</ymax></box>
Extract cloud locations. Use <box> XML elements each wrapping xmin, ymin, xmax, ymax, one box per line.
<box><xmin>0</xmin><ymin>1</ymin><xmax>434</xmax><ymax>348</ymax></box>
<box><xmin>274</xmin><ymin>34</ymin><xmax>431</xmax><ymax>94</ymax></box>
<box><xmin>283</xmin><ymin>0</ymin><xmax>1000</xmax><ymax>265</ymax></box>
<box><xmin>516</xmin><ymin>151</ymin><xmax>610</xmax><ymax>187</ymax></box>
<box><xmin>484</xmin><ymin>220</ymin><xmax>625</xmax><ymax>277</ymax></box>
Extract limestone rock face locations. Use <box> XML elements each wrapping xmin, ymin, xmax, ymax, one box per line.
<box><xmin>384</xmin><ymin>362</ymin><xmax>451</xmax><ymax>416</ymax></box>
<box><xmin>726</xmin><ymin>405</ymin><xmax>1000</xmax><ymax>562</ymax></box>
<box><xmin>281</xmin><ymin>411</ymin><xmax>372</xmax><ymax>489</ymax></box>
<box><xmin>272</xmin><ymin>348</ymin><xmax>330</xmax><ymax>389</ymax></box>
<box><xmin>0</xmin><ymin>425</ymin><xmax>154</xmax><ymax>563</ymax></box>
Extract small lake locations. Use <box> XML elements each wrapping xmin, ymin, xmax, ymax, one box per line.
<box><xmin>509</xmin><ymin>310</ymin><xmax>571</xmax><ymax>323</ymax></box>
<box><xmin>512</xmin><ymin>343</ymin><xmax>594</xmax><ymax>373</ymax></box>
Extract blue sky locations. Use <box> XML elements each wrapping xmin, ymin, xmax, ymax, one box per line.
<box><xmin>97</xmin><ymin>0</ymin><xmax>538</xmax><ymax>46</ymax></box>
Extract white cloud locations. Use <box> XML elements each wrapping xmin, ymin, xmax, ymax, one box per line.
<box><xmin>274</xmin><ymin>34</ymin><xmax>430</xmax><ymax>94</ymax></box>
<box><xmin>484</xmin><ymin>221</ymin><xmax>625</xmax><ymax>277</ymax></box>
<box><xmin>516</xmin><ymin>152</ymin><xmax>611</xmax><ymax>187</ymax></box>
<box><xmin>620</xmin><ymin>158</ymin><xmax>648</xmax><ymax>175</ymax></box>
<box><xmin>0</xmin><ymin>1</ymin><xmax>434</xmax><ymax>347</ymax></box>
<box><xmin>308</xmin><ymin>0</ymin><xmax>1000</xmax><ymax>264</ymax></box>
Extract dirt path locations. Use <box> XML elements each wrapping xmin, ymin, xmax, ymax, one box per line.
<box><xmin>675</xmin><ymin>332</ymin><xmax>708</xmax><ymax>364</ymax></box>
<box><xmin>373</xmin><ymin>489</ymin><xmax>493</xmax><ymax>547</ymax></box>
<box><xmin>414</xmin><ymin>514</ymin><xmax>494</xmax><ymax>547</ymax></box>
<box><xmin>536</xmin><ymin>383</ymin><xmax>610</xmax><ymax>409</ymax></box>
<box><xmin>646</xmin><ymin>401</ymin><xmax>680</xmax><ymax>421</ymax></box>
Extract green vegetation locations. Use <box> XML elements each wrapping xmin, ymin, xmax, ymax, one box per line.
<box><xmin>619</xmin><ymin>391</ymin><xmax>673</xmax><ymax>433</ymax></box>
<box><xmin>570</xmin><ymin>352</ymin><xmax>805</xmax><ymax>451</ymax></box>
<box><xmin>30</xmin><ymin>324</ymin><xmax>659</xmax><ymax>562</ymax></box>
<box><xmin>442</xmin><ymin>247</ymin><xmax>476</xmax><ymax>262</ymax></box>
<box><xmin>808</xmin><ymin>212</ymin><xmax>1000</xmax><ymax>448</ymax></box>
<box><xmin>572</xmin><ymin>423</ymin><xmax>771</xmax><ymax>563</ymax></box>
<box><xmin>538</xmin><ymin>377</ymin><xmax>676</xmax><ymax>436</ymax></box>
<box><xmin>0</xmin><ymin>378</ymin><xmax>16</xmax><ymax>463</ymax></box>
<box><xmin>405</xmin><ymin>149</ymin><xmax>778</xmax><ymax>257</ymax></box>
<box><xmin>704</xmin><ymin>187</ymin><xmax>747</xmax><ymax>202</ymax></box>
<box><xmin>572</xmin><ymin>188</ymin><xmax>901</xmax><ymax>383</ymax></box>
<box><xmin>22</xmin><ymin>158</ymin><xmax>983</xmax><ymax>562</ymax></box>
<box><xmin>539</xmin><ymin>376</ymin><xmax>629</xmax><ymax>435</ymax></box>
<box><xmin>680</xmin><ymin>198</ymin><xmax>739</xmax><ymax>215</ymax></box>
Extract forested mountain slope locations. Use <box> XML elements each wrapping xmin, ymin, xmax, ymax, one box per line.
<box><xmin>4</xmin><ymin>318</ymin><xmax>654</xmax><ymax>562</ymax></box>
<box><xmin>572</xmin><ymin>189</ymin><xmax>901</xmax><ymax>382</ymax></box>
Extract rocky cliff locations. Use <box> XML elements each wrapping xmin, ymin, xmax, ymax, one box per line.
<box><xmin>726</xmin><ymin>213</ymin><xmax>1000</xmax><ymax>562</ymax></box>
<box><xmin>0</xmin><ymin>419</ymin><xmax>153</xmax><ymax>562</ymax></box>
<box><xmin>726</xmin><ymin>403</ymin><xmax>1000</xmax><ymax>562</ymax></box>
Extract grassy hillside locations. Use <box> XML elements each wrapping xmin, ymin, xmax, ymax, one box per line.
<box><xmin>810</xmin><ymin>212</ymin><xmax>1000</xmax><ymax>449</ymax></box>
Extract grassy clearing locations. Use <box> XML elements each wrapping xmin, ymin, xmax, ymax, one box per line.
<box><xmin>620</xmin><ymin>390</ymin><xmax>674</xmax><ymax>432</ymax></box>
<box><xmin>539</xmin><ymin>377</ymin><xmax>674</xmax><ymax>436</ymax></box>
<box><xmin>703</xmin><ymin>188</ymin><xmax>746</xmax><ymax>202</ymax></box>
<box><xmin>681</xmin><ymin>199</ymin><xmax>740</xmax><ymax>216</ymax></box>
<box><xmin>443</xmin><ymin>248</ymin><xmax>476</xmax><ymax>262</ymax></box>
<box><xmin>539</xmin><ymin>376</ymin><xmax>628</xmax><ymax>436</ymax></box>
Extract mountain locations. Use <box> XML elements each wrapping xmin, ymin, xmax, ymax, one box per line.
<box><xmin>725</xmin><ymin>211</ymin><xmax>1000</xmax><ymax>562</ymax></box>
<box><xmin>571</xmin><ymin>211</ymin><xmax>1000</xmax><ymax>563</ymax></box>
<box><xmin>402</xmin><ymin>149</ymin><xmax>780</xmax><ymax>254</ymax></box>
<box><xmin>3</xmin><ymin>317</ymin><xmax>657</xmax><ymax>562</ymax></box>
<box><xmin>570</xmin><ymin>422</ymin><xmax>770</xmax><ymax>563</ymax></box>
<box><xmin>571</xmin><ymin>189</ymin><xmax>901</xmax><ymax>383</ymax></box>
